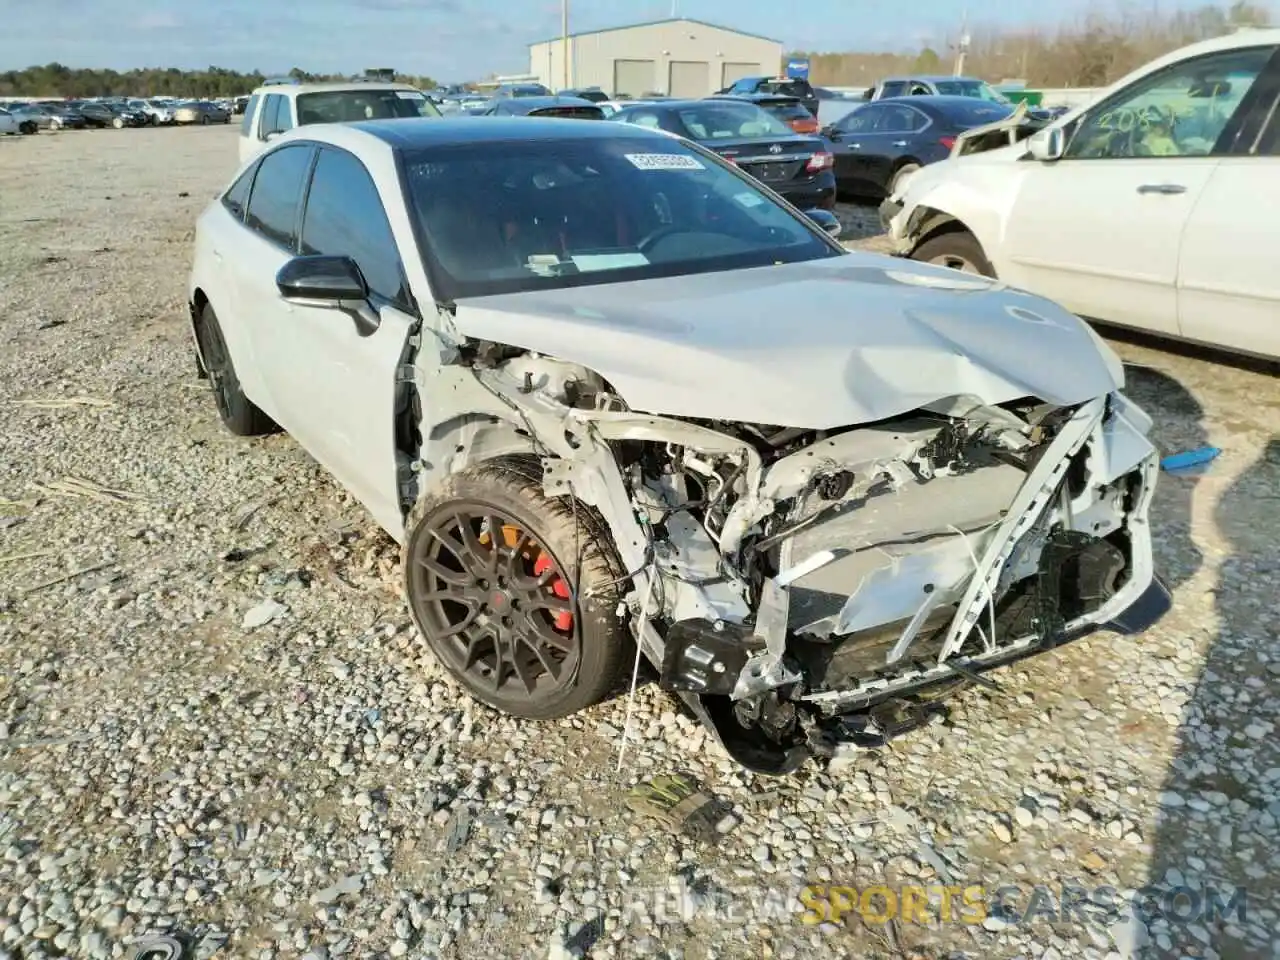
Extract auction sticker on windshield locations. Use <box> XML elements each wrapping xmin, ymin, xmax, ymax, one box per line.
<box><xmin>396</xmin><ymin>91</ymin><xmax>426</xmax><ymax>99</ymax></box>
<box><xmin>625</xmin><ymin>153</ymin><xmax>705</xmax><ymax>170</ymax></box>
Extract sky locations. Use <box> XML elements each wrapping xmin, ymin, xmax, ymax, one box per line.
<box><xmin>0</xmin><ymin>0</ymin><xmax>1269</xmax><ymax>82</ymax></box>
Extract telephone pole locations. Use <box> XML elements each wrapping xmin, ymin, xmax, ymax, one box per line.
<box><xmin>561</xmin><ymin>0</ymin><xmax>570</xmax><ymax>89</ymax></box>
<box><xmin>953</xmin><ymin>5</ymin><xmax>970</xmax><ymax>76</ymax></box>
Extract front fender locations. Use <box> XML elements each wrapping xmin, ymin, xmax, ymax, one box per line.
<box><xmin>886</xmin><ymin>159</ymin><xmax>1029</xmax><ymax>269</ymax></box>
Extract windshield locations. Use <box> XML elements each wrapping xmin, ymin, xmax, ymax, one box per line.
<box><xmin>503</xmin><ymin>84</ymin><xmax>551</xmax><ymax>97</ymax></box>
<box><xmin>295</xmin><ymin>89</ymin><xmax>441</xmax><ymax>123</ymax></box>
<box><xmin>932</xmin><ymin>79</ymin><xmax>1010</xmax><ymax>104</ymax></box>
<box><xmin>760</xmin><ymin>80</ymin><xmax>811</xmax><ymax>98</ymax></box>
<box><xmin>403</xmin><ymin>136</ymin><xmax>839</xmax><ymax>300</ymax></box>
<box><xmin>676</xmin><ymin>102</ymin><xmax>795</xmax><ymax>140</ymax></box>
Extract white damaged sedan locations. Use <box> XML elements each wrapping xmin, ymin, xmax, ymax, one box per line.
<box><xmin>187</xmin><ymin>117</ymin><xmax>1170</xmax><ymax>774</ymax></box>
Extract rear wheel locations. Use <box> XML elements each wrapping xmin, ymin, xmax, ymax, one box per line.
<box><xmin>19</xmin><ymin>121</ymin><xmax>37</xmax><ymax>135</ymax></box>
<box><xmin>111</xmin><ymin>117</ymin><xmax>124</xmax><ymax>130</ymax></box>
<box><xmin>403</xmin><ymin>457</ymin><xmax>632</xmax><ymax>720</ymax></box>
<box><xmin>194</xmin><ymin>303</ymin><xmax>278</xmax><ymax>436</ymax></box>
<box><xmin>49</xmin><ymin>118</ymin><xmax>62</xmax><ymax>131</ymax></box>
<box><xmin>912</xmin><ymin>229</ymin><xmax>996</xmax><ymax>278</ymax></box>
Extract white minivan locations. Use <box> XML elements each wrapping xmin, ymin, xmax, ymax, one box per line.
<box><xmin>238</xmin><ymin>79</ymin><xmax>441</xmax><ymax>164</ymax></box>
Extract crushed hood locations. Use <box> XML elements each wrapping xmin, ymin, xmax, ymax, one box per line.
<box><xmin>448</xmin><ymin>252</ymin><xmax>1121</xmax><ymax>429</ymax></box>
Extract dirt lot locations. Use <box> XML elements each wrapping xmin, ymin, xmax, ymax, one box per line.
<box><xmin>1</xmin><ymin>125</ymin><xmax>1278</xmax><ymax>960</ymax></box>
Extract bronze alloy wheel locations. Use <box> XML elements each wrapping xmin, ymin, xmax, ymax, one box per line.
<box><xmin>403</xmin><ymin>458</ymin><xmax>632</xmax><ymax>720</ymax></box>
<box><xmin>408</xmin><ymin>505</ymin><xmax>580</xmax><ymax>707</ymax></box>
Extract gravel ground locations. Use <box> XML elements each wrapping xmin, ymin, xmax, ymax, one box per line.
<box><xmin>1</xmin><ymin>125</ymin><xmax>1278</xmax><ymax>960</ymax></box>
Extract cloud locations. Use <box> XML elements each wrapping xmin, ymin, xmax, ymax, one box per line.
<box><xmin>138</xmin><ymin>11</ymin><xmax>181</xmax><ymax>29</ymax></box>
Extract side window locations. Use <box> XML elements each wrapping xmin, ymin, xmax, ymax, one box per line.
<box><xmin>258</xmin><ymin>94</ymin><xmax>278</xmax><ymax>139</ymax></box>
<box><xmin>299</xmin><ymin>148</ymin><xmax>408</xmax><ymax>306</ymax></box>
<box><xmin>244</xmin><ymin>145</ymin><xmax>315</xmax><ymax>249</ymax></box>
<box><xmin>836</xmin><ymin>106</ymin><xmax>880</xmax><ymax>134</ymax></box>
<box><xmin>879</xmin><ymin>82</ymin><xmax>907</xmax><ymax>99</ymax></box>
<box><xmin>628</xmin><ymin>111</ymin><xmax>663</xmax><ymax>129</ymax></box>
<box><xmin>1065</xmin><ymin>45</ymin><xmax>1275</xmax><ymax>159</ymax></box>
<box><xmin>221</xmin><ymin>162</ymin><xmax>258</xmax><ymax>221</ymax></box>
<box><xmin>880</xmin><ymin>105</ymin><xmax>924</xmax><ymax>133</ymax></box>
<box><xmin>277</xmin><ymin>98</ymin><xmax>295</xmax><ymax>133</ymax></box>
<box><xmin>1254</xmin><ymin>91</ymin><xmax>1280</xmax><ymax>154</ymax></box>
<box><xmin>240</xmin><ymin>94</ymin><xmax>260</xmax><ymax>136</ymax></box>
<box><xmin>907</xmin><ymin>83</ymin><xmax>932</xmax><ymax>96</ymax></box>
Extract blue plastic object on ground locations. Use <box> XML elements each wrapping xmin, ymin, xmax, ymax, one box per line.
<box><xmin>1160</xmin><ymin>446</ymin><xmax>1221</xmax><ymax>474</ymax></box>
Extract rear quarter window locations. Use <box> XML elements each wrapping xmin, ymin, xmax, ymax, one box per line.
<box><xmin>244</xmin><ymin>145</ymin><xmax>315</xmax><ymax>249</ymax></box>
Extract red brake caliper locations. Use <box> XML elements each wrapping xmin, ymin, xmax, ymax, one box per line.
<box><xmin>532</xmin><ymin>553</ymin><xmax>573</xmax><ymax>632</ymax></box>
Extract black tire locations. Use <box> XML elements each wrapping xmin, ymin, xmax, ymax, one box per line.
<box><xmin>19</xmin><ymin>121</ymin><xmax>38</xmax><ymax>136</ymax></box>
<box><xmin>194</xmin><ymin>303</ymin><xmax>277</xmax><ymax>436</ymax></box>
<box><xmin>403</xmin><ymin>456</ymin><xmax>633</xmax><ymax>720</ymax></box>
<box><xmin>888</xmin><ymin>162</ymin><xmax>921</xmax><ymax>196</ymax></box>
<box><xmin>912</xmin><ymin>229</ymin><xmax>996</xmax><ymax>278</ymax></box>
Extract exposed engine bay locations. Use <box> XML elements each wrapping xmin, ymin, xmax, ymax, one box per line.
<box><xmin>413</xmin><ymin>329</ymin><xmax>1161</xmax><ymax>774</ymax></box>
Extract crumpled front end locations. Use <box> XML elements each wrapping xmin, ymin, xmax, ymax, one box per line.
<box><xmin>437</xmin><ymin>344</ymin><xmax>1165</xmax><ymax>774</ymax></box>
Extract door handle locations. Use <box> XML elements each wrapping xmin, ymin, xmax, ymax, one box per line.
<box><xmin>850</xmin><ymin>143</ymin><xmax>862</xmax><ymax>149</ymax></box>
<box><xmin>1137</xmin><ymin>183</ymin><xmax>1186</xmax><ymax>195</ymax></box>
<box><xmin>892</xmin><ymin>140</ymin><xmax>907</xmax><ymax>147</ymax></box>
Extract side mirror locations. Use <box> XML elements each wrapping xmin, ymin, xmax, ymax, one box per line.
<box><xmin>824</xmin><ymin>126</ymin><xmax>842</xmax><ymax>142</ymax></box>
<box><xmin>804</xmin><ymin>208</ymin><xmax>843</xmax><ymax>240</ymax></box>
<box><xmin>1027</xmin><ymin>126</ymin><xmax>1065</xmax><ymax>161</ymax></box>
<box><xmin>276</xmin><ymin>255</ymin><xmax>379</xmax><ymax>335</ymax></box>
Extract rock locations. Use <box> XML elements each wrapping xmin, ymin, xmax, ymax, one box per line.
<box><xmin>242</xmin><ymin>599</ymin><xmax>287</xmax><ymax>630</ymax></box>
<box><xmin>992</xmin><ymin>820</ymin><xmax>1014</xmax><ymax>844</ymax></box>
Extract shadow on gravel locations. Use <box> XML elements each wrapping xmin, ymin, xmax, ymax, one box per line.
<box><xmin>1120</xmin><ymin>362</ymin><xmax>1207</xmax><ymax>593</ymax></box>
<box><xmin>1143</xmin><ymin>435</ymin><xmax>1280</xmax><ymax>959</ymax></box>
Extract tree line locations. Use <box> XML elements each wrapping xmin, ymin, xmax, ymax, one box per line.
<box><xmin>0</xmin><ymin>65</ymin><xmax>438</xmax><ymax>99</ymax></box>
<box><xmin>789</xmin><ymin>0</ymin><xmax>1271</xmax><ymax>88</ymax></box>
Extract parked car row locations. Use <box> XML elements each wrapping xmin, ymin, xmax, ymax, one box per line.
<box><xmin>0</xmin><ymin>96</ymin><xmax>237</xmax><ymax>132</ymax></box>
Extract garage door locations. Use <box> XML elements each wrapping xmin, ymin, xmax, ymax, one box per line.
<box><xmin>669</xmin><ymin>61</ymin><xmax>710</xmax><ymax>98</ymax></box>
<box><xmin>721</xmin><ymin>62</ymin><xmax>762</xmax><ymax>89</ymax></box>
<box><xmin>612</xmin><ymin>59</ymin><xmax>656</xmax><ymax>98</ymax></box>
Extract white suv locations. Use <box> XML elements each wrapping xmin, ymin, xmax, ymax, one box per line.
<box><xmin>238</xmin><ymin>79</ymin><xmax>441</xmax><ymax>163</ymax></box>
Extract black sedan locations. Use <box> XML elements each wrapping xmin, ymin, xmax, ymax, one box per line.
<box><xmin>823</xmin><ymin>95</ymin><xmax>1027</xmax><ymax>198</ymax></box>
<box><xmin>610</xmin><ymin>99</ymin><xmax>835</xmax><ymax>211</ymax></box>
<box><xmin>72</xmin><ymin>102</ymin><xmax>149</xmax><ymax>129</ymax></box>
<box><xmin>474</xmin><ymin>96</ymin><xmax>604</xmax><ymax>119</ymax></box>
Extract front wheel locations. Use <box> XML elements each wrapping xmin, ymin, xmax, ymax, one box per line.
<box><xmin>111</xmin><ymin>117</ymin><xmax>124</xmax><ymax>129</ymax></box>
<box><xmin>49</xmin><ymin>118</ymin><xmax>61</xmax><ymax>131</ymax></box>
<box><xmin>19</xmin><ymin>121</ymin><xmax>37</xmax><ymax>135</ymax></box>
<box><xmin>403</xmin><ymin>457</ymin><xmax>632</xmax><ymax>720</ymax></box>
<box><xmin>911</xmin><ymin>229</ymin><xmax>996</xmax><ymax>278</ymax></box>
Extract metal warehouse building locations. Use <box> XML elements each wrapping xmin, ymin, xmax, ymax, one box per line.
<box><xmin>529</xmin><ymin>17</ymin><xmax>783</xmax><ymax>99</ymax></box>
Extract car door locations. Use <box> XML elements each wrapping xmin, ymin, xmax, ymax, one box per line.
<box><xmin>249</xmin><ymin>145</ymin><xmax>418</xmax><ymax>534</ymax></box>
<box><xmin>859</xmin><ymin>104</ymin><xmax>930</xmax><ymax>193</ymax></box>
<box><xmin>829</xmin><ymin>105</ymin><xmax>884</xmax><ymax>193</ymax></box>
<box><xmin>1001</xmin><ymin>44</ymin><xmax>1276</xmax><ymax>336</ymax></box>
<box><xmin>1176</xmin><ymin>49</ymin><xmax>1280</xmax><ymax>358</ymax></box>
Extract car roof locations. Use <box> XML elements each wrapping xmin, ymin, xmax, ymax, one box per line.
<box><xmin>874</xmin><ymin>94</ymin><xmax>1008</xmax><ymax>109</ymax></box>
<box><xmin>271</xmin><ymin>115</ymin><xmax>673</xmax><ymax>153</ymax></box>
<box><xmin>501</xmin><ymin>95</ymin><xmax>597</xmax><ymax>109</ymax></box>
<box><xmin>880</xmin><ymin>75</ymin><xmax>984</xmax><ymax>84</ymax></box>
<box><xmin>710</xmin><ymin>92</ymin><xmax>801</xmax><ymax>104</ymax></box>
<box><xmin>250</xmin><ymin>81</ymin><xmax>422</xmax><ymax>97</ymax></box>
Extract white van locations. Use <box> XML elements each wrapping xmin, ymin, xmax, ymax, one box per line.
<box><xmin>238</xmin><ymin>79</ymin><xmax>441</xmax><ymax>164</ymax></box>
